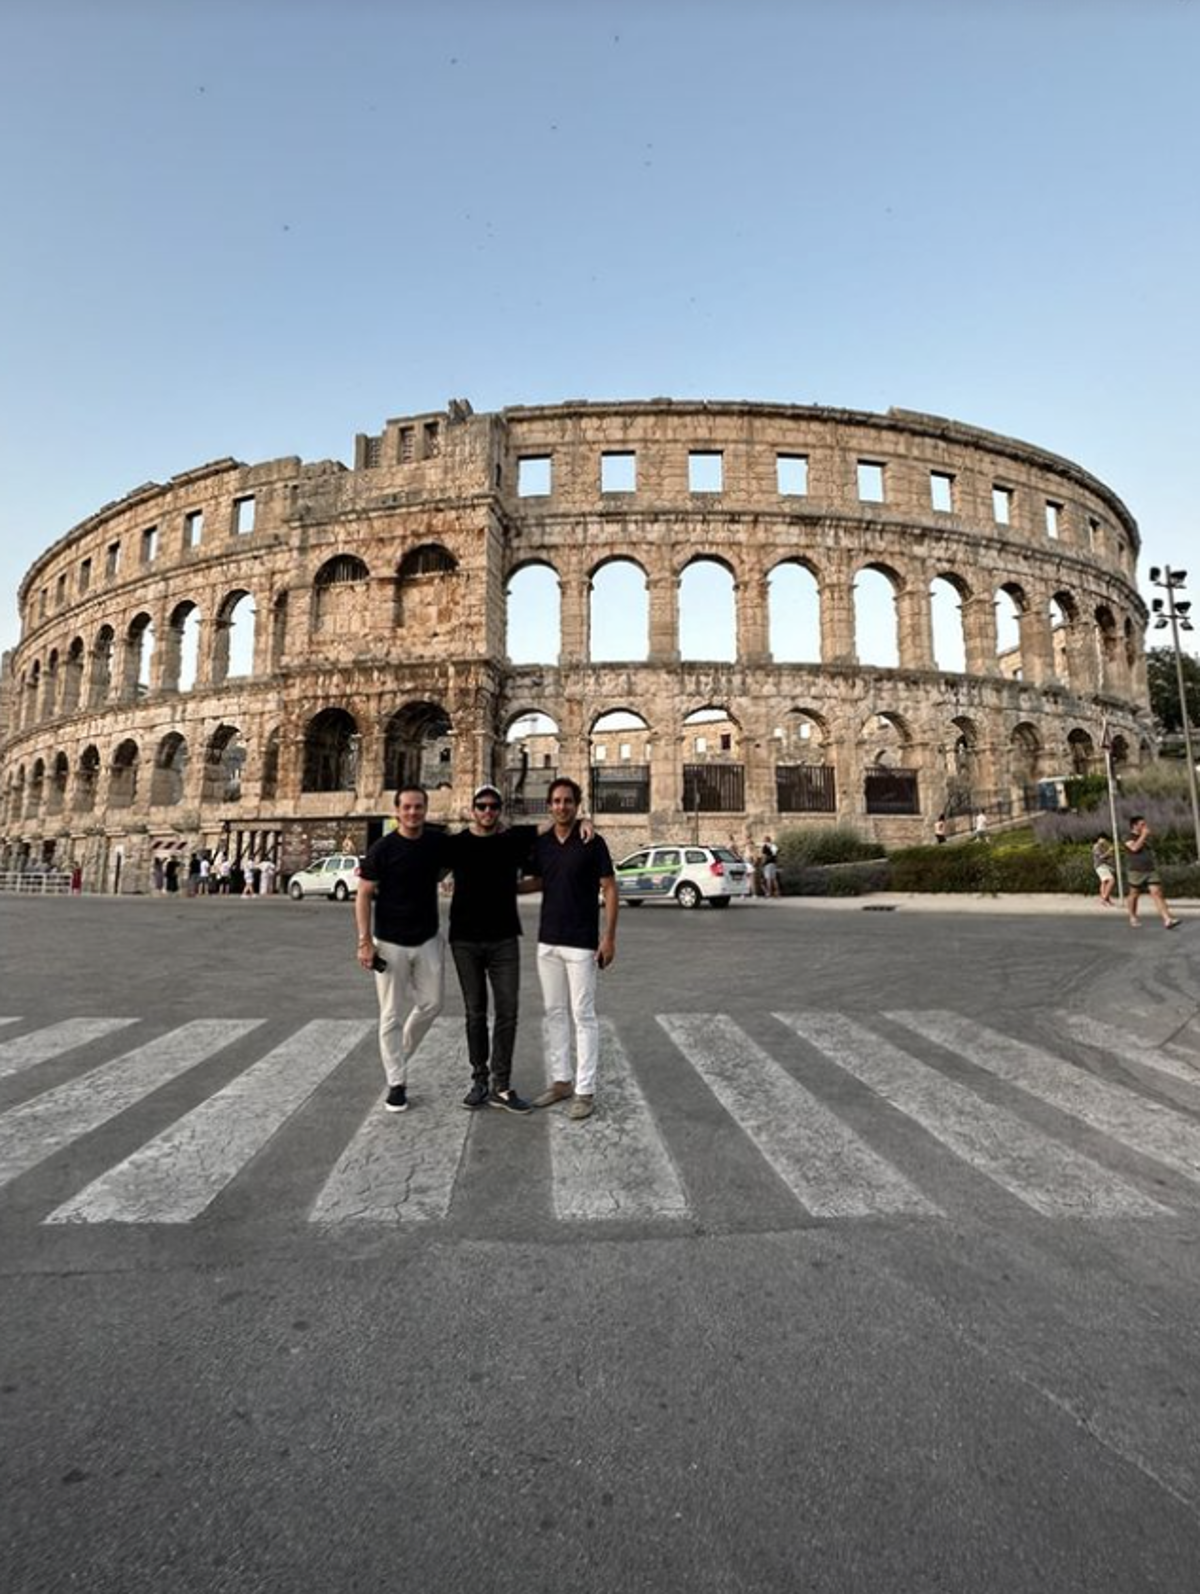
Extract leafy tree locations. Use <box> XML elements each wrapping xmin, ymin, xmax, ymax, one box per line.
<box><xmin>1145</xmin><ymin>645</ymin><xmax>1200</xmax><ymax>735</ymax></box>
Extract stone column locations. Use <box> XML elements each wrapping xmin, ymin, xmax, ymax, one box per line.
<box><xmin>647</xmin><ymin>563</ymin><xmax>680</xmax><ymax>664</ymax></box>
<box><xmin>961</xmin><ymin>592</ymin><xmax>996</xmax><ymax>676</ymax></box>
<box><xmin>897</xmin><ymin>579</ymin><xmax>934</xmax><ymax>671</ymax></box>
<box><xmin>820</xmin><ymin>560</ymin><xmax>856</xmax><ymax>665</ymax></box>
<box><xmin>558</xmin><ymin>567</ymin><xmax>590</xmax><ymax>667</ymax></box>
<box><xmin>1018</xmin><ymin>599</ymin><xmax>1053</xmax><ymax>686</ymax></box>
<box><xmin>736</xmin><ymin>573</ymin><xmax>771</xmax><ymax>665</ymax></box>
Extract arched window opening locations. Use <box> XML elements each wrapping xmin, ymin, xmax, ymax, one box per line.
<box><xmin>774</xmin><ymin>709</ymin><xmax>835</xmax><ymax>814</ymax></box>
<box><xmin>42</xmin><ymin>651</ymin><xmax>60</xmax><ymax>722</ymax></box>
<box><xmin>854</xmin><ymin>565</ymin><xmax>901</xmax><ymax>668</ymax></box>
<box><xmin>11</xmin><ymin>767</ymin><xmax>26</xmax><ymax>825</ymax></box>
<box><xmin>261</xmin><ymin>728</ymin><xmax>281</xmax><ymax>800</ymax></box>
<box><xmin>1122</xmin><ymin>616</ymin><xmax>1137</xmax><ymax>671</ymax></box>
<box><xmin>203</xmin><ymin>724</ymin><xmax>247</xmax><ymax>803</ymax></box>
<box><xmin>213</xmin><ymin>592</ymin><xmax>256</xmax><ymax>683</ymax></box>
<box><xmin>1010</xmin><ymin>722</ymin><xmax>1042</xmax><ymax>787</ymax></box>
<box><xmin>150</xmin><ymin>733</ymin><xmax>189</xmax><ymax>807</ymax></box>
<box><xmin>302</xmin><ymin>708</ymin><xmax>359</xmax><ymax>794</ymax></box>
<box><xmin>1094</xmin><ymin>606</ymin><xmax>1119</xmax><ymax>691</ymax></box>
<box><xmin>768</xmin><ymin>562</ymin><xmax>821</xmax><ymax>663</ymax></box>
<box><xmin>589</xmin><ymin>560</ymin><xmax>649</xmax><ymax>662</ymax></box>
<box><xmin>47</xmin><ymin>752</ymin><xmax>69</xmax><ymax>816</ymax></box>
<box><xmin>505</xmin><ymin>564</ymin><xmax>560</xmax><ymax>664</ymax></box>
<box><xmin>589</xmin><ymin>709</ymin><xmax>651</xmax><ymax>813</ymax></box>
<box><xmin>61</xmin><ymin>638</ymin><xmax>85</xmax><ymax>715</ymax></box>
<box><xmin>504</xmin><ymin>712</ymin><xmax>560</xmax><ymax>813</ymax></box>
<box><xmin>1048</xmin><ymin>592</ymin><xmax>1076</xmax><ymax>684</ymax></box>
<box><xmin>679</xmin><ymin>559</ymin><xmax>736</xmax><ymax>662</ymax></box>
<box><xmin>943</xmin><ymin>715</ymin><xmax>980</xmax><ymax>814</ymax></box>
<box><xmin>681</xmin><ymin>706</ymin><xmax>744</xmax><ymax>812</ymax></box>
<box><xmin>161</xmin><ymin>601</ymin><xmax>201</xmax><ymax>693</ymax></box>
<box><xmin>930</xmin><ymin>575</ymin><xmax>968</xmax><ymax>673</ymax></box>
<box><xmin>89</xmin><ymin>626</ymin><xmax>114</xmax><ymax>708</ymax></box>
<box><xmin>394</xmin><ymin>545</ymin><xmax>458</xmax><ymax>629</ymax></box>
<box><xmin>859</xmin><ymin>712</ymin><xmax>919</xmax><ymax>814</ymax></box>
<box><xmin>25</xmin><ymin>662</ymin><xmax>41</xmax><ymax>729</ymax></box>
<box><xmin>382</xmin><ymin>702</ymin><xmax>453</xmax><ymax>793</ymax></box>
<box><xmin>125</xmin><ymin>613</ymin><xmax>155</xmax><ymax>699</ymax></box>
<box><xmin>28</xmin><ymin>758</ymin><xmax>46</xmax><ymax>818</ymax></box>
<box><xmin>994</xmin><ymin>585</ymin><xmax>1025</xmax><ymax>677</ymax></box>
<box><xmin>109</xmin><ymin>740</ymin><xmax>140</xmax><ymax>810</ymax></box>
<box><xmin>74</xmin><ymin>746</ymin><xmax>100</xmax><ymax>814</ymax></box>
<box><xmin>314</xmin><ymin>555</ymin><xmax>370</xmax><ymax>635</ymax></box>
<box><xmin>1068</xmin><ymin>727</ymin><xmax>1096</xmax><ymax>776</ymax></box>
<box><xmin>271</xmin><ymin>593</ymin><xmax>288</xmax><ymax>670</ymax></box>
<box><xmin>1110</xmin><ymin>733</ymin><xmax>1130</xmax><ymax>769</ymax></box>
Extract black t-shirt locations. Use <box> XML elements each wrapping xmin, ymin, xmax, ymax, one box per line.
<box><xmin>358</xmin><ymin>827</ymin><xmax>449</xmax><ymax>946</ymax></box>
<box><xmin>532</xmin><ymin>827</ymin><xmax>614</xmax><ymax>951</ymax></box>
<box><xmin>444</xmin><ymin>826</ymin><xmax>537</xmax><ymax>943</ymax></box>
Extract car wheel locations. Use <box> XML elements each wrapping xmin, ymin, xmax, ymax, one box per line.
<box><xmin>710</xmin><ymin>896</ymin><xmax>731</xmax><ymax>909</ymax></box>
<box><xmin>333</xmin><ymin>880</ymin><xmax>349</xmax><ymax>902</ymax></box>
<box><xmin>289</xmin><ymin>880</ymin><xmax>304</xmax><ymax>901</ymax></box>
<box><xmin>675</xmin><ymin>882</ymin><xmax>701</xmax><ymax>910</ymax></box>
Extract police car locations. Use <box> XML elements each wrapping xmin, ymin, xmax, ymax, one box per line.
<box><xmin>613</xmin><ymin>844</ymin><xmax>748</xmax><ymax>909</ymax></box>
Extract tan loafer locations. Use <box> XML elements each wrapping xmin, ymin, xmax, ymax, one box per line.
<box><xmin>568</xmin><ymin>1094</ymin><xmax>595</xmax><ymax>1121</ymax></box>
<box><xmin>533</xmin><ymin>1081</ymin><xmax>573</xmax><ymax>1108</ymax></box>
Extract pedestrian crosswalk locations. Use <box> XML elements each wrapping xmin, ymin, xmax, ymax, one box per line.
<box><xmin>0</xmin><ymin>1008</ymin><xmax>1198</xmax><ymax>1231</ymax></box>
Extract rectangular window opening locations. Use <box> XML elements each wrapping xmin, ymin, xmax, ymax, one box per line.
<box><xmin>423</xmin><ymin>421</ymin><xmax>441</xmax><ymax>457</ymax></box>
<box><xmin>619</xmin><ymin>742</ymin><xmax>632</xmax><ymax>761</ymax></box>
<box><xmin>992</xmin><ymin>486</ymin><xmax>1013</xmax><ymax>525</ymax></box>
<box><xmin>1045</xmin><ymin>501</ymin><xmax>1062</xmax><ymax>539</ymax></box>
<box><xmin>79</xmin><ymin>558</ymin><xmax>92</xmax><ymax>593</ymax></box>
<box><xmin>930</xmin><ymin>471</ymin><xmax>954</xmax><ymax>513</ymax></box>
<box><xmin>106</xmin><ymin>540</ymin><xmax>121</xmax><ymax>577</ymax></box>
<box><xmin>856</xmin><ymin>461</ymin><xmax>885</xmax><ymax>503</ymax></box>
<box><xmin>141</xmin><ymin>525</ymin><xmax>159</xmax><ymax>564</ymax></box>
<box><xmin>777</xmin><ymin>454</ymin><xmax>809</xmax><ymax>496</ymax></box>
<box><xmin>594</xmin><ymin>744</ymin><xmax>607</xmax><ymax>762</ymax></box>
<box><xmin>56</xmin><ymin>573</ymin><xmax>68</xmax><ymax>606</ymax></box>
<box><xmin>600</xmin><ymin>451</ymin><xmax>637</xmax><ymax>493</ymax></box>
<box><xmin>1088</xmin><ymin>516</ymin><xmax>1101</xmax><ymax>553</ymax></box>
<box><xmin>517</xmin><ymin>456</ymin><xmax>552</xmax><ymax>497</ymax></box>
<box><xmin>233</xmin><ymin>495</ymin><xmax>256</xmax><ymax>534</ymax></box>
<box><xmin>688</xmin><ymin>451</ymin><xmax>723</xmax><ymax>493</ymax></box>
<box><xmin>183</xmin><ymin>509</ymin><xmax>204</xmax><ymax>549</ymax></box>
<box><xmin>398</xmin><ymin>427</ymin><xmax>415</xmax><ymax>463</ymax></box>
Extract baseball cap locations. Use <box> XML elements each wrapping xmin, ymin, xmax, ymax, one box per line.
<box><xmin>472</xmin><ymin>784</ymin><xmax>504</xmax><ymax>805</ymax></box>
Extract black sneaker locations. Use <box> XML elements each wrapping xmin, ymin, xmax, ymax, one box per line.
<box><xmin>489</xmin><ymin>1087</ymin><xmax>533</xmax><ymax>1114</ymax></box>
<box><xmin>462</xmin><ymin>1082</ymin><xmax>490</xmax><ymax>1109</ymax></box>
<box><xmin>384</xmin><ymin>1084</ymin><xmax>408</xmax><ymax>1113</ymax></box>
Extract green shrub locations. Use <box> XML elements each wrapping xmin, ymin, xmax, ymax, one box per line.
<box><xmin>890</xmin><ymin>842</ymin><xmax>1068</xmax><ymax>894</ymax></box>
<box><xmin>777</xmin><ymin>825</ymin><xmax>882</xmax><ymax>868</ymax></box>
<box><xmin>1120</xmin><ymin>762</ymin><xmax>1194</xmax><ymax>802</ymax></box>
<box><xmin>1162</xmin><ymin>862</ymin><xmax>1200</xmax><ymax>898</ymax></box>
<box><xmin>1064</xmin><ymin>775</ymin><xmax>1109</xmax><ymax>812</ymax></box>
<box><xmin>1055</xmin><ymin>849</ymin><xmax>1099</xmax><ymax>896</ymax></box>
<box><xmin>785</xmin><ymin>860</ymin><xmax>891</xmax><ymax>897</ymax></box>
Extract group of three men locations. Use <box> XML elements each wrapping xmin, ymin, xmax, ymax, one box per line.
<box><xmin>353</xmin><ymin>777</ymin><xmax>619</xmax><ymax>1122</ymax></box>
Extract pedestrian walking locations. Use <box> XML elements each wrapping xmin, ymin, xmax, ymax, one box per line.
<box><xmin>761</xmin><ymin>835</ymin><xmax>781</xmax><ymax>897</ymax></box>
<box><xmin>529</xmin><ymin>778</ymin><xmax>618</xmax><ymax>1123</ymax></box>
<box><xmin>354</xmin><ymin>784</ymin><xmax>447</xmax><ymax>1112</ymax></box>
<box><xmin>1124</xmin><ymin>816</ymin><xmax>1181</xmax><ymax>929</ymax></box>
<box><xmin>258</xmin><ymin>856</ymin><xmax>277</xmax><ymax>895</ymax></box>
<box><xmin>973</xmin><ymin>810</ymin><xmax>989</xmax><ymax>843</ymax></box>
<box><xmin>934</xmin><ymin>814</ymin><xmax>947</xmax><ymax>844</ymax></box>
<box><xmin>1091</xmin><ymin>836</ymin><xmax>1117</xmax><ymax>906</ymax></box>
<box><xmin>164</xmin><ymin>856</ymin><xmax>180</xmax><ymax>894</ymax></box>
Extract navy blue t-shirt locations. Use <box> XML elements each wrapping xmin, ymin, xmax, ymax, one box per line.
<box><xmin>532</xmin><ymin>827</ymin><xmax>614</xmax><ymax>950</ymax></box>
<box><xmin>358</xmin><ymin>827</ymin><xmax>449</xmax><ymax>946</ymax></box>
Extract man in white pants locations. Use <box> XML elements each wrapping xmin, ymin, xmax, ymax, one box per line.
<box><xmin>354</xmin><ymin>785</ymin><xmax>446</xmax><ymax>1112</ymax></box>
<box><xmin>529</xmin><ymin>778</ymin><xmax>618</xmax><ymax>1122</ymax></box>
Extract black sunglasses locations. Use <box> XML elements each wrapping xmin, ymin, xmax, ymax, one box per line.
<box><xmin>474</xmin><ymin>800</ymin><xmax>501</xmax><ymax>811</ymax></box>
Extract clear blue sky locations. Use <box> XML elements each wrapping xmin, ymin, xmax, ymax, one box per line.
<box><xmin>2</xmin><ymin>0</ymin><xmax>1197</xmax><ymax>661</ymax></box>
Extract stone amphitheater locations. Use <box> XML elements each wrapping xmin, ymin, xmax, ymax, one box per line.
<box><xmin>0</xmin><ymin>399</ymin><xmax>1150</xmax><ymax>891</ymax></box>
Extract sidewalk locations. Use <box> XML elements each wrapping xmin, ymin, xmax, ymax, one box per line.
<box><xmin>756</xmin><ymin>894</ymin><xmax>1200</xmax><ymax>917</ymax></box>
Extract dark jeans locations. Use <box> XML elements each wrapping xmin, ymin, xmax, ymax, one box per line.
<box><xmin>450</xmin><ymin>938</ymin><xmax>521</xmax><ymax>1088</ymax></box>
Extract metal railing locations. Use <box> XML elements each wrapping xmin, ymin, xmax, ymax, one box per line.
<box><xmin>590</xmin><ymin>765</ymin><xmax>650</xmax><ymax>814</ymax></box>
<box><xmin>776</xmin><ymin>764</ymin><xmax>837</xmax><ymax>813</ymax></box>
<box><xmin>0</xmin><ymin>870</ymin><xmax>74</xmax><ymax>894</ymax></box>
<box><xmin>682</xmin><ymin>763</ymin><xmax>746</xmax><ymax>813</ymax></box>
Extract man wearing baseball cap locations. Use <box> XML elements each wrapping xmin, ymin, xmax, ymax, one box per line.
<box><xmin>441</xmin><ymin>783</ymin><xmax>540</xmax><ymax>1112</ymax></box>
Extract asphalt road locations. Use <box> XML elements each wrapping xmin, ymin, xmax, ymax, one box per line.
<box><xmin>2</xmin><ymin>893</ymin><xmax>1199</xmax><ymax>1593</ymax></box>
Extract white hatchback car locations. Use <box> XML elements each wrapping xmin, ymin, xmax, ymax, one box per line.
<box><xmin>287</xmin><ymin>853</ymin><xmax>362</xmax><ymax>902</ymax></box>
<box><xmin>614</xmin><ymin>844</ymin><xmax>748</xmax><ymax>909</ymax></box>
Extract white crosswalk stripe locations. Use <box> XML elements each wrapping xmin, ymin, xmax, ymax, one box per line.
<box><xmin>1053</xmin><ymin>1012</ymin><xmax>1200</xmax><ymax>1090</ymax></box>
<box><xmin>47</xmin><ymin>1020</ymin><xmax>373</xmax><ymax>1225</ymax></box>
<box><xmin>0</xmin><ymin>1021</ymin><xmax>262</xmax><ymax>1192</ymax></box>
<box><xmin>10</xmin><ymin>1009</ymin><xmax>1200</xmax><ymax>1229</ymax></box>
<box><xmin>0</xmin><ymin>1018</ymin><xmax>139</xmax><ymax>1080</ymax></box>
<box><xmin>776</xmin><ymin>1012</ymin><xmax>1168</xmax><ymax>1218</ymax></box>
<box><xmin>659</xmin><ymin>1013</ymin><xmax>936</xmax><ymax>1217</ymax></box>
<box><xmin>890</xmin><ymin>1011</ymin><xmax>1200</xmax><ymax>1187</ymax></box>
<box><xmin>547</xmin><ymin>1017</ymin><xmax>688</xmax><ymax>1221</ymax></box>
<box><xmin>310</xmin><ymin>1018</ymin><xmax>471</xmax><ymax>1223</ymax></box>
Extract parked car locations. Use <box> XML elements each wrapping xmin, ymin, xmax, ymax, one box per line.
<box><xmin>287</xmin><ymin>854</ymin><xmax>361</xmax><ymax>901</ymax></box>
<box><xmin>613</xmin><ymin>844</ymin><xmax>748</xmax><ymax>909</ymax></box>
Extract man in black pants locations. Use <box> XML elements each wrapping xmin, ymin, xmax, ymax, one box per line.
<box><xmin>443</xmin><ymin>784</ymin><xmax>538</xmax><ymax>1114</ymax></box>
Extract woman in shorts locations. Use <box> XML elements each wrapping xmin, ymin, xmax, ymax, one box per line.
<box><xmin>1091</xmin><ymin>835</ymin><xmax>1116</xmax><ymax>906</ymax></box>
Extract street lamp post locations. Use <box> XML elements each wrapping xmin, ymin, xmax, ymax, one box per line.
<box><xmin>1149</xmin><ymin>565</ymin><xmax>1200</xmax><ymax>862</ymax></box>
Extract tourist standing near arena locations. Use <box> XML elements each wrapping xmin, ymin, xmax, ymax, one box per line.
<box><xmin>530</xmin><ymin>778</ymin><xmax>618</xmax><ymax>1123</ymax></box>
<box><xmin>354</xmin><ymin>785</ymin><xmax>446</xmax><ymax>1112</ymax></box>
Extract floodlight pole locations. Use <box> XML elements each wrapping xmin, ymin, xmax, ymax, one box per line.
<box><xmin>1101</xmin><ymin>721</ymin><xmax>1125</xmax><ymax>899</ymax></box>
<box><xmin>1152</xmin><ymin>567</ymin><xmax>1200</xmax><ymax>863</ymax></box>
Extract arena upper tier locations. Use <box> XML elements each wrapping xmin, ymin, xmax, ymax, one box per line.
<box><xmin>1</xmin><ymin>398</ymin><xmax>1150</xmax><ymax>890</ymax></box>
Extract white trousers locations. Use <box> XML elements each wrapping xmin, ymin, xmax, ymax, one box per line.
<box><xmin>536</xmin><ymin>943</ymin><xmax>599</xmax><ymax>1097</ymax></box>
<box><xmin>373</xmin><ymin>934</ymin><xmax>444</xmax><ymax>1086</ymax></box>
